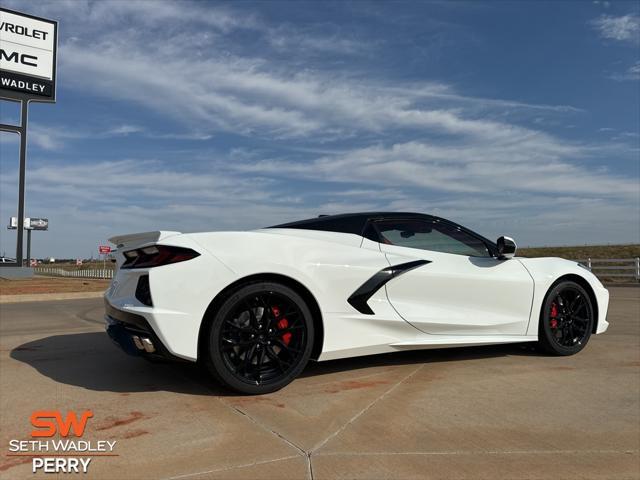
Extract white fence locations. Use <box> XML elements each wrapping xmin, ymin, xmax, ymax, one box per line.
<box><xmin>35</xmin><ymin>267</ymin><xmax>114</xmax><ymax>279</ymax></box>
<box><xmin>576</xmin><ymin>258</ymin><xmax>640</xmax><ymax>282</ymax></box>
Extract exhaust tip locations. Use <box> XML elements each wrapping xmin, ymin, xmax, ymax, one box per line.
<box><xmin>141</xmin><ymin>337</ymin><xmax>156</xmax><ymax>353</ymax></box>
<box><xmin>132</xmin><ymin>336</ymin><xmax>144</xmax><ymax>350</ymax></box>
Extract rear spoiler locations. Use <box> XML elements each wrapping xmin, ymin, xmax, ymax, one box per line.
<box><xmin>108</xmin><ymin>231</ymin><xmax>182</xmax><ymax>250</ymax></box>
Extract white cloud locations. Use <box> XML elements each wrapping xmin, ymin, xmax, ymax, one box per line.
<box><xmin>3</xmin><ymin>159</ymin><xmax>281</xmax><ymax>206</ymax></box>
<box><xmin>232</xmin><ymin>140</ymin><xmax>639</xmax><ymax>200</ymax></box>
<box><xmin>609</xmin><ymin>61</ymin><xmax>640</xmax><ymax>81</ymax></box>
<box><xmin>0</xmin><ymin>124</ymin><xmax>75</xmax><ymax>150</ymax></box>
<box><xmin>265</xmin><ymin>26</ymin><xmax>369</xmax><ymax>55</ymax></box>
<box><xmin>9</xmin><ymin>0</ymin><xmax>572</xmax><ymax>144</ymax></box>
<box><xmin>2</xmin><ymin>153</ymin><xmax>637</xmax><ymax>257</ymax></box>
<box><xmin>592</xmin><ymin>14</ymin><xmax>640</xmax><ymax>43</ymax></box>
<box><xmin>18</xmin><ymin>124</ymin><xmax>146</xmax><ymax>150</ymax></box>
<box><xmin>59</xmin><ymin>38</ymin><xmax>584</xmax><ymax>144</ymax></box>
<box><xmin>0</xmin><ymin>157</ymin><xmax>317</xmax><ymax>257</ymax></box>
<box><xmin>612</xmin><ymin>130</ymin><xmax>640</xmax><ymax>141</ymax></box>
<box><xmin>106</xmin><ymin>125</ymin><xmax>144</xmax><ymax>136</ymax></box>
<box><xmin>7</xmin><ymin>0</ymin><xmax>258</xmax><ymax>35</ymax></box>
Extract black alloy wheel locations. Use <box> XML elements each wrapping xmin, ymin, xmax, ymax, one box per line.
<box><xmin>205</xmin><ymin>282</ymin><xmax>314</xmax><ymax>394</ymax></box>
<box><xmin>538</xmin><ymin>281</ymin><xmax>594</xmax><ymax>356</ymax></box>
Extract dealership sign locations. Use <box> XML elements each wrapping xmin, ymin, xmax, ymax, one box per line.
<box><xmin>7</xmin><ymin>217</ymin><xmax>48</xmax><ymax>230</ymax></box>
<box><xmin>0</xmin><ymin>7</ymin><xmax>57</xmax><ymax>101</ymax></box>
<box><xmin>0</xmin><ymin>8</ymin><xmax>57</xmax><ymax>271</ymax></box>
<box><xmin>25</xmin><ymin>217</ymin><xmax>48</xmax><ymax>230</ymax></box>
<box><xmin>98</xmin><ymin>245</ymin><xmax>112</xmax><ymax>255</ymax></box>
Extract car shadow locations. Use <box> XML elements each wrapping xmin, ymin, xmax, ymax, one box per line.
<box><xmin>10</xmin><ymin>332</ymin><xmax>232</xmax><ymax>396</ymax></box>
<box><xmin>10</xmin><ymin>332</ymin><xmax>542</xmax><ymax>396</ymax></box>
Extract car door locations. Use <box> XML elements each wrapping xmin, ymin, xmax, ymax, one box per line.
<box><xmin>372</xmin><ymin>218</ymin><xmax>534</xmax><ymax>336</ymax></box>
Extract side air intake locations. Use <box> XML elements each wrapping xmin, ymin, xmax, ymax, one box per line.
<box><xmin>347</xmin><ymin>260</ymin><xmax>430</xmax><ymax>315</ymax></box>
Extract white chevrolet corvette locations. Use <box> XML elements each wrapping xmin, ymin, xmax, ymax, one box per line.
<box><xmin>105</xmin><ymin>212</ymin><xmax>609</xmax><ymax>394</ymax></box>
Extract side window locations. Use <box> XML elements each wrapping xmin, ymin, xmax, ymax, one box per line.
<box><xmin>374</xmin><ymin>219</ymin><xmax>491</xmax><ymax>257</ymax></box>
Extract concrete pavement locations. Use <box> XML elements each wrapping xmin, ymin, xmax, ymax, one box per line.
<box><xmin>0</xmin><ymin>289</ymin><xmax>638</xmax><ymax>479</ymax></box>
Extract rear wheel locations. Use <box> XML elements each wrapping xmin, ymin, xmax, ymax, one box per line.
<box><xmin>204</xmin><ymin>282</ymin><xmax>314</xmax><ymax>394</ymax></box>
<box><xmin>537</xmin><ymin>281</ymin><xmax>594</xmax><ymax>356</ymax></box>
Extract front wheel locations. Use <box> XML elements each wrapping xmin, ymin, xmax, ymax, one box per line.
<box><xmin>537</xmin><ymin>281</ymin><xmax>594</xmax><ymax>356</ymax></box>
<box><xmin>204</xmin><ymin>282</ymin><xmax>314</xmax><ymax>394</ymax></box>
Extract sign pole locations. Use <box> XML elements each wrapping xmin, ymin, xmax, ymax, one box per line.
<box><xmin>16</xmin><ymin>100</ymin><xmax>28</xmax><ymax>266</ymax></box>
<box><xmin>26</xmin><ymin>228</ymin><xmax>32</xmax><ymax>265</ymax></box>
<box><xmin>0</xmin><ymin>100</ymin><xmax>29</xmax><ymax>267</ymax></box>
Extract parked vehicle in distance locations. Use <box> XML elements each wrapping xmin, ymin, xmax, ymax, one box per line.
<box><xmin>104</xmin><ymin>212</ymin><xmax>609</xmax><ymax>394</ymax></box>
<box><xmin>0</xmin><ymin>257</ymin><xmax>16</xmax><ymax>263</ymax></box>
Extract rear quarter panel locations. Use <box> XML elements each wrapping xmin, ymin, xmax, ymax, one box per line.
<box><xmin>107</xmin><ymin>235</ymin><xmax>237</xmax><ymax>360</ymax></box>
<box><xmin>188</xmin><ymin>230</ymin><xmax>391</xmax><ymax>314</ymax></box>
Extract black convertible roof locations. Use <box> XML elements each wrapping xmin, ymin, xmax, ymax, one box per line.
<box><xmin>269</xmin><ymin>212</ymin><xmax>439</xmax><ymax>237</ymax></box>
<box><xmin>269</xmin><ymin>212</ymin><xmax>498</xmax><ymax>255</ymax></box>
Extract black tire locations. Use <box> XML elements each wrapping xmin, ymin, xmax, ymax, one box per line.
<box><xmin>204</xmin><ymin>282</ymin><xmax>314</xmax><ymax>394</ymax></box>
<box><xmin>537</xmin><ymin>280</ymin><xmax>594</xmax><ymax>356</ymax></box>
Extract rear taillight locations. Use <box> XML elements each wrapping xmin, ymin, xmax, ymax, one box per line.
<box><xmin>121</xmin><ymin>245</ymin><xmax>199</xmax><ymax>269</ymax></box>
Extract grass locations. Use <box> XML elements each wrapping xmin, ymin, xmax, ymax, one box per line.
<box><xmin>0</xmin><ymin>277</ymin><xmax>110</xmax><ymax>296</ymax></box>
<box><xmin>518</xmin><ymin>244</ymin><xmax>640</xmax><ymax>260</ymax></box>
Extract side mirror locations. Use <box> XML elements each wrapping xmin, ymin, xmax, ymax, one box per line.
<box><xmin>497</xmin><ymin>236</ymin><xmax>517</xmax><ymax>259</ymax></box>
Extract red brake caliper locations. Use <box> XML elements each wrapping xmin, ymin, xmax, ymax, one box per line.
<box><xmin>550</xmin><ymin>303</ymin><xmax>558</xmax><ymax>329</ymax></box>
<box><xmin>271</xmin><ymin>306</ymin><xmax>292</xmax><ymax>346</ymax></box>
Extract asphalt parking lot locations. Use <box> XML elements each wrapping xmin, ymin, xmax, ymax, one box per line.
<box><xmin>0</xmin><ymin>288</ymin><xmax>638</xmax><ymax>479</ymax></box>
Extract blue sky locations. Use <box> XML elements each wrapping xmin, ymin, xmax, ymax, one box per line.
<box><xmin>1</xmin><ymin>0</ymin><xmax>639</xmax><ymax>258</ymax></box>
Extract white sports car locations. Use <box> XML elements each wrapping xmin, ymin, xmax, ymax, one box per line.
<box><xmin>105</xmin><ymin>212</ymin><xmax>609</xmax><ymax>394</ymax></box>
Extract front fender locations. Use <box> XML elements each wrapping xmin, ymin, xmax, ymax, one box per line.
<box><xmin>517</xmin><ymin>257</ymin><xmax>609</xmax><ymax>336</ymax></box>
